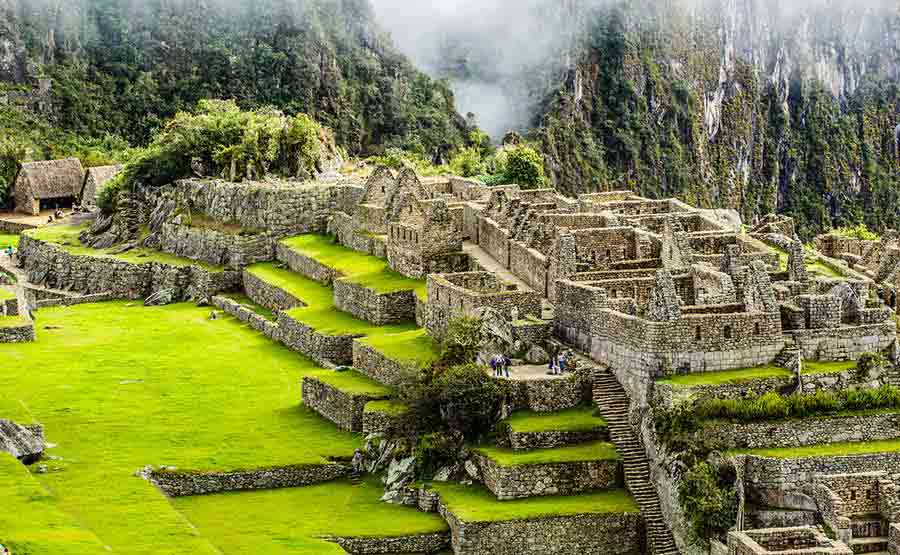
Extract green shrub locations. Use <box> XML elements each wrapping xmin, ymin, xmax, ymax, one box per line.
<box><xmin>679</xmin><ymin>462</ymin><xmax>737</xmax><ymax>542</ymax></box>
<box><xmin>434</xmin><ymin>364</ymin><xmax>502</xmax><ymax>441</ymax></box>
<box><xmin>831</xmin><ymin>224</ymin><xmax>879</xmax><ymax>241</ymax></box>
<box><xmin>449</xmin><ymin>147</ymin><xmax>485</xmax><ymax>177</ymax></box>
<box><xmin>504</xmin><ymin>145</ymin><xmax>546</xmax><ymax>188</ymax></box>
<box><xmin>438</xmin><ymin>315</ymin><xmax>484</xmax><ymax>369</ymax></box>
<box><xmin>415</xmin><ymin>431</ymin><xmax>464</xmax><ymax>478</ymax></box>
<box><xmin>855</xmin><ymin>352</ymin><xmax>889</xmax><ymax>381</ymax></box>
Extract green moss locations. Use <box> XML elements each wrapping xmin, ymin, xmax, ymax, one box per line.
<box><xmin>0</xmin><ymin>454</ymin><xmax>108</xmax><ymax>554</ymax></box>
<box><xmin>308</xmin><ymin>369</ymin><xmax>392</xmax><ymax>397</ymax></box>
<box><xmin>504</xmin><ymin>407</ymin><xmax>606</xmax><ymax>434</ymax></box>
<box><xmin>803</xmin><ymin>360</ymin><xmax>856</xmax><ymax>375</ymax></box>
<box><xmin>0</xmin><ymin>301</ymin><xmax>363</xmax><ymax>553</ymax></box>
<box><xmin>475</xmin><ymin>441</ymin><xmax>619</xmax><ymax>466</ymax></box>
<box><xmin>25</xmin><ymin>225</ymin><xmax>224</xmax><ymax>271</ymax></box>
<box><xmin>429</xmin><ymin>483</ymin><xmax>639</xmax><ymax>522</ymax></box>
<box><xmin>280</xmin><ymin>234</ymin><xmax>427</xmax><ymax>300</ymax></box>
<box><xmin>656</xmin><ymin>366</ymin><xmax>792</xmax><ymax>387</ymax></box>
<box><xmin>730</xmin><ymin>438</ymin><xmax>900</xmax><ymax>459</ymax></box>
<box><xmin>364</xmin><ymin>400</ymin><xmax>408</xmax><ymax>415</ymax></box>
<box><xmin>173</xmin><ymin>476</ymin><xmax>448</xmax><ymax>554</ymax></box>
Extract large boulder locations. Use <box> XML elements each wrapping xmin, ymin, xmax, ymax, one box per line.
<box><xmin>0</xmin><ymin>420</ymin><xmax>44</xmax><ymax>463</ymax></box>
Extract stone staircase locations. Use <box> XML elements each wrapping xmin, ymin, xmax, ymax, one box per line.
<box><xmin>773</xmin><ymin>336</ymin><xmax>802</xmax><ymax>369</ymax></box>
<box><xmin>593</xmin><ymin>367</ymin><xmax>680</xmax><ymax>555</ymax></box>
<box><xmin>849</xmin><ymin>514</ymin><xmax>889</xmax><ymax>555</ymax></box>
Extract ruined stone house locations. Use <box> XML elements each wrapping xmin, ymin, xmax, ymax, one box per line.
<box><xmin>79</xmin><ymin>164</ymin><xmax>123</xmax><ymax>210</ymax></box>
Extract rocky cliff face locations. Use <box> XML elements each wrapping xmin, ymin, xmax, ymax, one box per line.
<box><xmin>541</xmin><ymin>0</ymin><xmax>900</xmax><ymax>237</ymax></box>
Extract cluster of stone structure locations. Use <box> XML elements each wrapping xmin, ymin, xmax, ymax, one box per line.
<box><xmin>9</xmin><ymin>158</ymin><xmax>121</xmax><ymax>215</ymax></box>
<box><xmin>8</xmin><ymin>163</ymin><xmax>900</xmax><ymax>555</ymax></box>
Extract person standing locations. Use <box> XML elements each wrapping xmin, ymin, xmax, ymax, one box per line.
<box><xmin>503</xmin><ymin>354</ymin><xmax>511</xmax><ymax>378</ymax></box>
<box><xmin>558</xmin><ymin>351</ymin><xmax>567</xmax><ymax>374</ymax></box>
<box><xmin>490</xmin><ymin>355</ymin><xmax>499</xmax><ymax>377</ymax></box>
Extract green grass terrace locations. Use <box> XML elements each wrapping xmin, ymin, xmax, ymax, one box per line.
<box><xmin>0</xmin><ymin>301</ymin><xmax>447</xmax><ymax>554</ymax></box>
<box><xmin>308</xmin><ymin>369</ymin><xmax>392</xmax><ymax>397</ymax></box>
<box><xmin>0</xmin><ymin>286</ymin><xmax>16</xmax><ymax>301</ymax></box>
<box><xmin>246</xmin><ymin>262</ymin><xmax>419</xmax><ymax>337</ymax></box>
<box><xmin>0</xmin><ymin>233</ymin><xmax>19</xmax><ymax>249</ymax></box>
<box><xmin>24</xmin><ymin>224</ymin><xmax>224</xmax><ymax>271</ymax></box>
<box><xmin>729</xmin><ymin>438</ymin><xmax>900</xmax><ymax>459</ymax></box>
<box><xmin>475</xmin><ymin>441</ymin><xmax>619</xmax><ymax>466</ymax></box>
<box><xmin>428</xmin><ymin>482</ymin><xmax>638</xmax><ymax>522</ymax></box>
<box><xmin>357</xmin><ymin>328</ymin><xmax>440</xmax><ymax>368</ymax></box>
<box><xmin>503</xmin><ymin>407</ymin><xmax>606</xmax><ymax>434</ymax></box>
<box><xmin>657</xmin><ymin>360</ymin><xmax>859</xmax><ymax>387</ymax></box>
<box><xmin>280</xmin><ymin>234</ymin><xmax>427</xmax><ymax>300</ymax></box>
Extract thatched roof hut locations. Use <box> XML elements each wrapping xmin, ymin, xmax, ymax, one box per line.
<box><xmin>80</xmin><ymin>165</ymin><xmax>123</xmax><ymax>209</ymax></box>
<box><xmin>13</xmin><ymin>158</ymin><xmax>85</xmax><ymax>215</ymax></box>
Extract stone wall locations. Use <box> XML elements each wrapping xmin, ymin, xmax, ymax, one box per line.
<box><xmin>788</xmin><ymin>323</ymin><xmax>896</xmax><ymax>361</ymax></box>
<box><xmin>18</xmin><ymin>235</ymin><xmax>240</xmax><ymax>301</ymax></box>
<box><xmin>328</xmin><ymin>211</ymin><xmax>387</xmax><ymax>258</ymax></box>
<box><xmin>150</xmin><ymin>463</ymin><xmax>348</xmax><ymax>497</ymax></box>
<box><xmin>212</xmin><ymin>296</ymin><xmax>278</xmax><ymax>336</ymax></box>
<box><xmin>472</xmin><ymin>451</ymin><xmax>620</xmax><ymax>500</ymax></box>
<box><xmin>0</xmin><ymin>321</ymin><xmax>34</xmax><ymax>342</ymax></box>
<box><xmin>736</xmin><ymin>452</ymin><xmax>900</xmax><ymax>491</ymax></box>
<box><xmin>159</xmin><ymin>222</ymin><xmax>274</xmax><ymax>268</ymax></box>
<box><xmin>165</xmin><ymin>178</ymin><xmax>337</xmax><ymax>236</ymax></box>
<box><xmin>502</xmin><ymin>369</ymin><xmax>593</xmax><ymax>413</ymax></box>
<box><xmin>277</xmin><ymin>313</ymin><xmax>358</xmax><ymax>366</ymax></box>
<box><xmin>500</xmin><ymin>427</ymin><xmax>608</xmax><ymax>450</ymax></box>
<box><xmin>651</xmin><ymin>375</ymin><xmax>796</xmax><ymax>408</ymax></box>
<box><xmin>2</xmin><ymin>294</ymin><xmax>19</xmax><ymax>316</ymax></box>
<box><xmin>243</xmin><ymin>270</ymin><xmax>305</xmax><ymax>311</ymax></box>
<box><xmin>33</xmin><ymin>292</ymin><xmax>117</xmax><ymax>308</ymax></box>
<box><xmin>325</xmin><ymin>532</ymin><xmax>450</xmax><ymax>554</ymax></box>
<box><xmin>352</xmin><ymin>340</ymin><xmax>415</xmax><ymax>387</ymax></box>
<box><xmin>361</xmin><ymin>406</ymin><xmax>404</xmax><ymax>436</ymax></box>
<box><xmin>705</xmin><ymin>413</ymin><xmax>900</xmax><ymax>450</ymax></box>
<box><xmin>333</xmin><ymin>279</ymin><xmax>416</xmax><ymax>325</ymax></box>
<box><xmin>0</xmin><ymin>220</ymin><xmax>34</xmax><ymax>234</ymax></box>
<box><xmin>275</xmin><ymin>241</ymin><xmax>340</xmax><ymax>284</ymax></box>
<box><xmin>889</xmin><ymin>523</ymin><xmax>900</xmax><ymax>555</ymax></box>
<box><xmin>509</xmin><ymin>240</ymin><xmax>548</xmax><ymax>295</ymax></box>
<box><xmin>425</xmin><ymin>272</ymin><xmax>543</xmax><ymax>340</ymax></box>
<box><xmin>436</xmin><ymin>498</ymin><xmax>644</xmax><ymax>555</ymax></box>
<box><xmin>478</xmin><ymin>217</ymin><xmax>511</xmax><ymax>268</ymax></box>
<box><xmin>301</xmin><ymin>375</ymin><xmax>389</xmax><ymax>432</ymax></box>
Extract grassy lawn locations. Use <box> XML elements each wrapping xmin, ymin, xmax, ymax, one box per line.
<box><xmin>308</xmin><ymin>369</ymin><xmax>392</xmax><ymax>397</ymax></box>
<box><xmin>0</xmin><ymin>233</ymin><xmax>19</xmax><ymax>248</ymax></box>
<box><xmin>0</xmin><ymin>286</ymin><xmax>15</xmax><ymax>301</ymax></box>
<box><xmin>730</xmin><ymin>438</ymin><xmax>900</xmax><ymax>459</ymax></box>
<box><xmin>281</xmin><ymin>234</ymin><xmax>427</xmax><ymax>299</ymax></box>
<box><xmin>656</xmin><ymin>365</ymin><xmax>793</xmax><ymax>387</ymax></box>
<box><xmin>429</xmin><ymin>483</ymin><xmax>638</xmax><ymax>522</ymax></box>
<box><xmin>174</xmin><ymin>476</ymin><xmax>448</xmax><ymax>554</ymax></box>
<box><xmin>357</xmin><ymin>328</ymin><xmax>440</xmax><ymax>367</ymax></box>
<box><xmin>0</xmin><ymin>301</ymin><xmax>372</xmax><ymax>554</ymax></box>
<box><xmin>247</xmin><ymin>262</ymin><xmax>419</xmax><ymax>338</ymax></box>
<box><xmin>803</xmin><ymin>360</ymin><xmax>857</xmax><ymax>375</ymax></box>
<box><xmin>25</xmin><ymin>225</ymin><xmax>223</xmax><ymax>271</ymax></box>
<box><xmin>475</xmin><ymin>441</ymin><xmax>619</xmax><ymax>466</ymax></box>
<box><xmin>504</xmin><ymin>407</ymin><xmax>606</xmax><ymax>433</ymax></box>
<box><xmin>365</xmin><ymin>400</ymin><xmax>408</xmax><ymax>415</ymax></box>
<box><xmin>0</xmin><ymin>454</ymin><xmax>108</xmax><ymax>554</ymax></box>
<box><xmin>807</xmin><ymin>260</ymin><xmax>844</xmax><ymax>278</ymax></box>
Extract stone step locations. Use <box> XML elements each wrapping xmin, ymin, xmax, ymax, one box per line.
<box><xmin>849</xmin><ymin>537</ymin><xmax>889</xmax><ymax>554</ymax></box>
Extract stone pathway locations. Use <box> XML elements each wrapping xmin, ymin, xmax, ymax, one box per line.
<box><xmin>462</xmin><ymin>242</ymin><xmax>533</xmax><ymax>291</ymax></box>
<box><xmin>486</xmin><ymin>364</ymin><xmax>571</xmax><ymax>382</ymax></box>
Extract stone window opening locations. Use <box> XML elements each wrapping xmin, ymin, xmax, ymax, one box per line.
<box><xmin>606</xmin><ymin>248</ymin><xmax>611</xmax><ymax>259</ymax></box>
<box><xmin>724</xmin><ymin>325</ymin><xmax>732</xmax><ymax>339</ymax></box>
<box><xmin>851</xmin><ymin>490</ymin><xmax>857</xmax><ymax>501</ymax></box>
<box><xmin>754</xmin><ymin>322</ymin><xmax>761</xmax><ymax>335</ymax></box>
<box><xmin>695</xmin><ymin>327</ymin><xmax>702</xmax><ymax>341</ymax></box>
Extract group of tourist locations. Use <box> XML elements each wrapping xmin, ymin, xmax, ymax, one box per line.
<box><xmin>548</xmin><ymin>348</ymin><xmax>574</xmax><ymax>376</ymax></box>
<box><xmin>490</xmin><ymin>353</ymin><xmax>512</xmax><ymax>378</ymax></box>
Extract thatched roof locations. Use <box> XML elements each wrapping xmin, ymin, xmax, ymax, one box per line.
<box><xmin>80</xmin><ymin>164</ymin><xmax>123</xmax><ymax>206</ymax></box>
<box><xmin>17</xmin><ymin>158</ymin><xmax>85</xmax><ymax>200</ymax></box>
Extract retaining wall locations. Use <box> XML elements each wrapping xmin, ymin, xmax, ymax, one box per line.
<box><xmin>352</xmin><ymin>340</ymin><xmax>415</xmax><ymax>387</ymax></box>
<box><xmin>501</xmin><ymin>427</ymin><xmax>608</xmax><ymax>450</ymax></box>
<box><xmin>301</xmin><ymin>375</ymin><xmax>389</xmax><ymax>432</ymax></box>
<box><xmin>275</xmin><ymin>242</ymin><xmax>340</xmax><ymax>284</ymax></box>
<box><xmin>333</xmin><ymin>279</ymin><xmax>416</xmax><ymax>325</ymax></box>
<box><xmin>325</xmin><ymin>532</ymin><xmax>450</xmax><ymax>554</ymax></box>
<box><xmin>0</xmin><ymin>321</ymin><xmax>34</xmax><ymax>342</ymax></box>
<box><xmin>159</xmin><ymin>222</ymin><xmax>275</xmax><ymax>268</ymax></box>
<box><xmin>502</xmin><ymin>369</ymin><xmax>593</xmax><ymax>413</ymax></box>
<box><xmin>243</xmin><ymin>270</ymin><xmax>305</xmax><ymax>311</ymax></box>
<box><xmin>736</xmin><ymin>452</ymin><xmax>900</xmax><ymax>491</ymax></box>
<box><xmin>18</xmin><ymin>235</ymin><xmax>239</xmax><ymax>301</ymax></box>
<box><xmin>706</xmin><ymin>413</ymin><xmax>900</xmax><ymax>451</ymax></box>
<box><xmin>472</xmin><ymin>451</ymin><xmax>620</xmax><ymax>500</ymax></box>
<box><xmin>150</xmin><ymin>464</ymin><xmax>348</xmax><ymax>497</ymax></box>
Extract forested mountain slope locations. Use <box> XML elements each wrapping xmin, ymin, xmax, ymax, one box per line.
<box><xmin>0</xmin><ymin>0</ymin><xmax>466</xmax><ymax>159</ymax></box>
